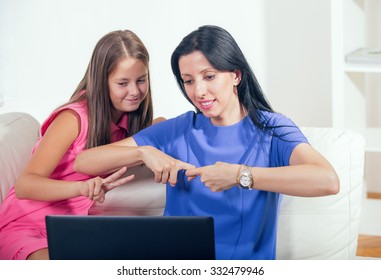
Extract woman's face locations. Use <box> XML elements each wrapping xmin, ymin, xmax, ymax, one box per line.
<box><xmin>179</xmin><ymin>51</ymin><xmax>243</xmax><ymax>126</ymax></box>
<box><xmin>108</xmin><ymin>57</ymin><xmax>149</xmax><ymax>122</ymax></box>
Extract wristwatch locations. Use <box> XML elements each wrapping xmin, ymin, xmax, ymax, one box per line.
<box><xmin>237</xmin><ymin>165</ymin><xmax>253</xmax><ymax>190</ymax></box>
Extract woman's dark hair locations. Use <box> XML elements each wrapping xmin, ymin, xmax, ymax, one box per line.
<box><xmin>61</xmin><ymin>30</ymin><xmax>153</xmax><ymax>149</ymax></box>
<box><xmin>171</xmin><ymin>25</ymin><xmax>274</xmax><ymax>131</ymax></box>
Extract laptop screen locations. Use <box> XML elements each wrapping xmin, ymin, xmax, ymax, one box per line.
<box><xmin>46</xmin><ymin>215</ymin><xmax>215</xmax><ymax>260</ymax></box>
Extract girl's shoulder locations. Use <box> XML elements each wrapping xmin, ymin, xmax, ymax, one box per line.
<box><xmin>40</xmin><ymin>101</ymin><xmax>88</xmax><ymax>136</ymax></box>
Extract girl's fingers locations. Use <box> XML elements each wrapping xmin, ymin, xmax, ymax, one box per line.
<box><xmin>88</xmin><ymin>182</ymin><xmax>95</xmax><ymax>200</ymax></box>
<box><xmin>101</xmin><ymin>166</ymin><xmax>128</xmax><ymax>184</ymax></box>
<box><xmin>103</xmin><ymin>174</ymin><xmax>135</xmax><ymax>192</ymax></box>
<box><xmin>179</xmin><ymin>162</ymin><xmax>196</xmax><ymax>171</ymax></box>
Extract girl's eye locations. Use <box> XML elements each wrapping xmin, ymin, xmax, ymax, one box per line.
<box><xmin>117</xmin><ymin>82</ymin><xmax>127</xmax><ymax>86</ymax></box>
<box><xmin>137</xmin><ymin>79</ymin><xmax>146</xmax><ymax>84</ymax></box>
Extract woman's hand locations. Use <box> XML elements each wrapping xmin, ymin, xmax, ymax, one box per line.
<box><xmin>186</xmin><ymin>162</ymin><xmax>240</xmax><ymax>192</ymax></box>
<box><xmin>79</xmin><ymin>167</ymin><xmax>133</xmax><ymax>203</ymax></box>
<box><xmin>140</xmin><ymin>146</ymin><xmax>195</xmax><ymax>186</ymax></box>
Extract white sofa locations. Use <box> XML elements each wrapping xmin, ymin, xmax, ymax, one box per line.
<box><xmin>0</xmin><ymin>112</ymin><xmax>366</xmax><ymax>259</ymax></box>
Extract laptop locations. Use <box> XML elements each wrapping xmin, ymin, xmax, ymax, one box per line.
<box><xmin>46</xmin><ymin>215</ymin><xmax>215</xmax><ymax>260</ymax></box>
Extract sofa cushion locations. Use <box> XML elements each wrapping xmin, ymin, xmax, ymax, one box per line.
<box><xmin>0</xmin><ymin>112</ymin><xmax>40</xmax><ymax>203</ymax></box>
<box><xmin>276</xmin><ymin>127</ymin><xmax>365</xmax><ymax>259</ymax></box>
<box><xmin>89</xmin><ymin>164</ymin><xmax>166</xmax><ymax>216</ymax></box>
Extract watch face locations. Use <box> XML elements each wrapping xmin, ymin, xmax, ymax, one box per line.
<box><xmin>240</xmin><ymin>175</ymin><xmax>251</xmax><ymax>187</ymax></box>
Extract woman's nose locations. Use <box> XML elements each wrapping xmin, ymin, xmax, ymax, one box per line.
<box><xmin>195</xmin><ymin>81</ymin><xmax>207</xmax><ymax>98</ymax></box>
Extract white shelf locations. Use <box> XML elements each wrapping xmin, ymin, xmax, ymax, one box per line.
<box><xmin>332</xmin><ymin>0</ymin><xmax>381</xmax><ymax>215</ymax></box>
<box><xmin>331</xmin><ymin>0</ymin><xmax>381</xmax><ymax>153</ymax></box>
<box><xmin>344</xmin><ymin>63</ymin><xmax>381</xmax><ymax>73</ymax></box>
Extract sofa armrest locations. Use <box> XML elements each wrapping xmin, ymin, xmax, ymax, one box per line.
<box><xmin>276</xmin><ymin>127</ymin><xmax>366</xmax><ymax>259</ymax></box>
<box><xmin>0</xmin><ymin>112</ymin><xmax>40</xmax><ymax>204</ymax></box>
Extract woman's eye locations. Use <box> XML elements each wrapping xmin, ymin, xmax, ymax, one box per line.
<box><xmin>183</xmin><ymin>80</ymin><xmax>193</xmax><ymax>85</ymax></box>
<box><xmin>205</xmin><ymin>75</ymin><xmax>215</xmax><ymax>81</ymax></box>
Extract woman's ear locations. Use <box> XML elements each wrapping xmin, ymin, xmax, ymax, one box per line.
<box><xmin>233</xmin><ymin>70</ymin><xmax>242</xmax><ymax>86</ymax></box>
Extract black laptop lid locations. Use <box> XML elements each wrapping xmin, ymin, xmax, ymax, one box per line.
<box><xmin>46</xmin><ymin>215</ymin><xmax>215</xmax><ymax>260</ymax></box>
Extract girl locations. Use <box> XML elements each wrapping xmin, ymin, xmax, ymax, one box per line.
<box><xmin>0</xmin><ymin>30</ymin><xmax>156</xmax><ymax>260</ymax></box>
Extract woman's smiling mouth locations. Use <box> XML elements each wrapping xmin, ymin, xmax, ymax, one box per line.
<box><xmin>199</xmin><ymin>100</ymin><xmax>215</xmax><ymax>110</ymax></box>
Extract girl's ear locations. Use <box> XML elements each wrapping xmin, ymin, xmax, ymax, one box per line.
<box><xmin>233</xmin><ymin>70</ymin><xmax>242</xmax><ymax>86</ymax></box>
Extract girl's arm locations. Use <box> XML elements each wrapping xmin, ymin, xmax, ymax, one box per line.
<box><xmin>186</xmin><ymin>143</ymin><xmax>340</xmax><ymax>197</ymax></box>
<box><xmin>74</xmin><ymin>137</ymin><xmax>194</xmax><ymax>186</ymax></box>
<box><xmin>15</xmin><ymin>110</ymin><xmax>132</xmax><ymax>201</ymax></box>
<box><xmin>74</xmin><ymin>115</ymin><xmax>168</xmax><ymax>176</ymax></box>
<box><xmin>153</xmin><ymin>116</ymin><xmax>166</xmax><ymax>124</ymax></box>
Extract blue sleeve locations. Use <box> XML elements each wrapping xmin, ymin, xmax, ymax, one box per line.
<box><xmin>132</xmin><ymin>111</ymin><xmax>194</xmax><ymax>154</ymax></box>
<box><xmin>268</xmin><ymin>114</ymin><xmax>309</xmax><ymax>167</ymax></box>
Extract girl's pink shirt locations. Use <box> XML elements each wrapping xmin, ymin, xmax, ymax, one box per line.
<box><xmin>0</xmin><ymin>101</ymin><xmax>128</xmax><ymax>259</ymax></box>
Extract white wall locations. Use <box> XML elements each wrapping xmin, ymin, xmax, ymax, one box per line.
<box><xmin>0</xmin><ymin>0</ymin><xmax>334</xmax><ymax>128</ymax></box>
<box><xmin>0</xmin><ymin>0</ymin><xmax>266</xmax><ymax>123</ymax></box>
<box><xmin>264</xmin><ymin>0</ymin><xmax>332</xmax><ymax>127</ymax></box>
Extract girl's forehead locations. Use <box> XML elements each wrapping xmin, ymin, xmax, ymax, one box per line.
<box><xmin>110</xmin><ymin>58</ymin><xmax>148</xmax><ymax>77</ymax></box>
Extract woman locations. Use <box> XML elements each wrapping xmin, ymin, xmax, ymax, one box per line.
<box><xmin>0</xmin><ymin>30</ymin><xmax>157</xmax><ymax>260</ymax></box>
<box><xmin>75</xmin><ymin>25</ymin><xmax>339</xmax><ymax>259</ymax></box>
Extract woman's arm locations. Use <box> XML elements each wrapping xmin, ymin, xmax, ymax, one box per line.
<box><xmin>15</xmin><ymin>110</ymin><xmax>132</xmax><ymax>201</ymax></box>
<box><xmin>251</xmin><ymin>143</ymin><xmax>339</xmax><ymax>196</ymax></box>
<box><xmin>186</xmin><ymin>143</ymin><xmax>339</xmax><ymax>197</ymax></box>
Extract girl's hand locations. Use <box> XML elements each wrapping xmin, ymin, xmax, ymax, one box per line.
<box><xmin>79</xmin><ymin>167</ymin><xmax>134</xmax><ymax>203</ymax></box>
<box><xmin>186</xmin><ymin>162</ymin><xmax>240</xmax><ymax>192</ymax></box>
<box><xmin>140</xmin><ymin>146</ymin><xmax>195</xmax><ymax>186</ymax></box>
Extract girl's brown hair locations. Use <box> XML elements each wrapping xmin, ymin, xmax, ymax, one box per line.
<box><xmin>63</xmin><ymin>30</ymin><xmax>153</xmax><ymax>149</ymax></box>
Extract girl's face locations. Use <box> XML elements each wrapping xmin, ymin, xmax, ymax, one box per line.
<box><xmin>179</xmin><ymin>51</ymin><xmax>243</xmax><ymax>126</ymax></box>
<box><xmin>108</xmin><ymin>57</ymin><xmax>149</xmax><ymax>122</ymax></box>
